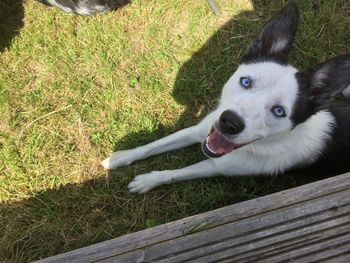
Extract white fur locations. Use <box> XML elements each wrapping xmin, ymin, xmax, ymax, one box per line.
<box><xmin>216</xmin><ymin>62</ymin><xmax>299</xmax><ymax>145</ymax></box>
<box><xmin>102</xmin><ymin>113</ymin><xmax>214</xmax><ymax>170</ymax></box>
<box><xmin>240</xmin><ymin>110</ymin><xmax>335</xmax><ymax>174</ymax></box>
<box><xmin>102</xmin><ymin>108</ymin><xmax>334</xmax><ymax>193</ymax></box>
<box><xmin>102</xmin><ymin>60</ymin><xmax>335</xmax><ymax>194</ymax></box>
<box><xmin>270</xmin><ymin>38</ymin><xmax>289</xmax><ymax>54</ymax></box>
<box><xmin>312</xmin><ymin>66</ymin><xmax>330</xmax><ymax>89</ymax></box>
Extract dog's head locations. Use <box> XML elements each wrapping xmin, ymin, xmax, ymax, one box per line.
<box><xmin>203</xmin><ymin>3</ymin><xmax>350</xmax><ymax>158</ymax></box>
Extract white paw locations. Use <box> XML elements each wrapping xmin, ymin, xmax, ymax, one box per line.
<box><xmin>128</xmin><ymin>171</ymin><xmax>167</xmax><ymax>194</ymax></box>
<box><xmin>101</xmin><ymin>150</ymin><xmax>138</xmax><ymax>170</ymax></box>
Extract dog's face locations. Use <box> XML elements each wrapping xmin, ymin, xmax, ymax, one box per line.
<box><xmin>203</xmin><ymin>3</ymin><xmax>350</xmax><ymax>158</ymax></box>
<box><xmin>203</xmin><ymin>62</ymin><xmax>299</xmax><ymax>158</ymax></box>
<box><xmin>218</xmin><ymin>62</ymin><xmax>298</xmax><ymax>142</ymax></box>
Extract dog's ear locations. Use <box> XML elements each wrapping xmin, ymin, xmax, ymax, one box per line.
<box><xmin>306</xmin><ymin>55</ymin><xmax>350</xmax><ymax>108</ymax></box>
<box><xmin>241</xmin><ymin>3</ymin><xmax>299</xmax><ymax>64</ymax></box>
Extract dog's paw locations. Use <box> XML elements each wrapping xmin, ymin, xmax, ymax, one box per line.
<box><xmin>128</xmin><ymin>171</ymin><xmax>166</xmax><ymax>194</ymax></box>
<box><xmin>101</xmin><ymin>150</ymin><xmax>137</xmax><ymax>170</ymax></box>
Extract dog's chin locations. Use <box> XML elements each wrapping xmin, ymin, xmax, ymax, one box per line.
<box><xmin>202</xmin><ymin>127</ymin><xmax>247</xmax><ymax>158</ymax></box>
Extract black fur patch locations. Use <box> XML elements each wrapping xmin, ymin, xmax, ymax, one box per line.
<box><xmin>301</xmin><ymin>102</ymin><xmax>350</xmax><ymax>175</ymax></box>
<box><xmin>290</xmin><ymin>72</ymin><xmax>314</xmax><ymax>126</ymax></box>
<box><xmin>241</xmin><ymin>3</ymin><xmax>299</xmax><ymax>64</ymax></box>
<box><xmin>291</xmin><ymin>55</ymin><xmax>350</xmax><ymax>175</ymax></box>
<box><xmin>308</xmin><ymin>55</ymin><xmax>350</xmax><ymax>108</ymax></box>
<box><xmin>292</xmin><ymin>55</ymin><xmax>350</xmax><ymax>126</ymax></box>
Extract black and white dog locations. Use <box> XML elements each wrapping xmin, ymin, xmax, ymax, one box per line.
<box><xmin>102</xmin><ymin>3</ymin><xmax>350</xmax><ymax>193</ymax></box>
<box><xmin>38</xmin><ymin>0</ymin><xmax>130</xmax><ymax>15</ymax></box>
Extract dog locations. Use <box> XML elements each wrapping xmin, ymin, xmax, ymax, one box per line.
<box><xmin>38</xmin><ymin>0</ymin><xmax>130</xmax><ymax>15</ymax></box>
<box><xmin>102</xmin><ymin>3</ymin><xmax>350</xmax><ymax>194</ymax></box>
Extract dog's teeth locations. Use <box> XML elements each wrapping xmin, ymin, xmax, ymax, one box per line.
<box><xmin>206</xmin><ymin>141</ymin><xmax>216</xmax><ymax>154</ymax></box>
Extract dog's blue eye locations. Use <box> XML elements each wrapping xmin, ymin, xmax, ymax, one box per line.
<box><xmin>240</xmin><ymin>77</ymin><xmax>252</xmax><ymax>89</ymax></box>
<box><xmin>271</xmin><ymin>105</ymin><xmax>286</xmax><ymax>118</ymax></box>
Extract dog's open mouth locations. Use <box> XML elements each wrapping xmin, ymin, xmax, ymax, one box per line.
<box><xmin>202</xmin><ymin>128</ymin><xmax>245</xmax><ymax>158</ymax></box>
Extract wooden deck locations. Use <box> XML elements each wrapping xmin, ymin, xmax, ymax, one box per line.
<box><xmin>36</xmin><ymin>172</ymin><xmax>350</xmax><ymax>263</ymax></box>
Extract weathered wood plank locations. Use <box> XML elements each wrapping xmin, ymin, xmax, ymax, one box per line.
<box><xmin>257</xmin><ymin>232</ymin><xmax>350</xmax><ymax>263</ymax></box>
<box><xmin>222</xmin><ymin>224</ymin><xmax>350</xmax><ymax>263</ymax></box>
<box><xmin>99</xmin><ymin>250</ymin><xmax>145</xmax><ymax>263</ymax></box>
<box><xmin>140</xmin><ymin>190</ymin><xmax>350</xmax><ymax>261</ymax></box>
<box><xmin>99</xmin><ymin>189</ymin><xmax>350</xmax><ymax>263</ymax></box>
<box><xmin>322</xmin><ymin>253</ymin><xmax>350</xmax><ymax>263</ymax></box>
<box><xmin>35</xmin><ymin>172</ymin><xmax>350</xmax><ymax>263</ymax></box>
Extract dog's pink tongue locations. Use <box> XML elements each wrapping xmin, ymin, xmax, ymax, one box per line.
<box><xmin>208</xmin><ymin>129</ymin><xmax>235</xmax><ymax>154</ymax></box>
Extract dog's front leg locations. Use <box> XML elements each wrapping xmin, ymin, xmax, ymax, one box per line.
<box><xmin>128</xmin><ymin>149</ymin><xmax>276</xmax><ymax>194</ymax></box>
<box><xmin>102</xmin><ymin>112</ymin><xmax>215</xmax><ymax>170</ymax></box>
<box><xmin>128</xmin><ymin>159</ymin><xmax>219</xmax><ymax>193</ymax></box>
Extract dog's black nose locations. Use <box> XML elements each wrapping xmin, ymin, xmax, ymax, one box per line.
<box><xmin>219</xmin><ymin>110</ymin><xmax>245</xmax><ymax>135</ymax></box>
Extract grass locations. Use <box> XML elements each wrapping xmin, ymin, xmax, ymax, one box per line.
<box><xmin>0</xmin><ymin>0</ymin><xmax>350</xmax><ymax>261</ymax></box>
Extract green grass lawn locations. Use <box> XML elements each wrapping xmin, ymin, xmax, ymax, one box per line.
<box><xmin>1</xmin><ymin>0</ymin><xmax>350</xmax><ymax>261</ymax></box>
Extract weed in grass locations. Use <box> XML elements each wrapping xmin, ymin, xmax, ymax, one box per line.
<box><xmin>1</xmin><ymin>0</ymin><xmax>350</xmax><ymax>261</ymax></box>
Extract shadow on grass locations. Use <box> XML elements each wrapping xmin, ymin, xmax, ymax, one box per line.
<box><xmin>0</xmin><ymin>1</ymin><xmax>345</xmax><ymax>261</ymax></box>
<box><xmin>0</xmin><ymin>0</ymin><xmax>24</xmax><ymax>52</ymax></box>
<box><xmin>1</xmin><ymin>171</ymin><xmax>330</xmax><ymax>261</ymax></box>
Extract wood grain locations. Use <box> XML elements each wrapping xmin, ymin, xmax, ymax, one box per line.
<box><xmin>35</xmin><ymin>172</ymin><xmax>350</xmax><ymax>263</ymax></box>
